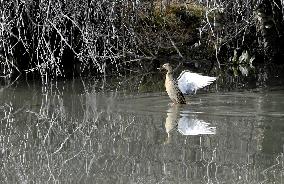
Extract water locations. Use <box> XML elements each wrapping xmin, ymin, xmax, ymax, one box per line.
<box><xmin>0</xmin><ymin>80</ymin><xmax>284</xmax><ymax>183</ymax></box>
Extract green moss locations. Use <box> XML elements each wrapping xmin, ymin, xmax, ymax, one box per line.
<box><xmin>136</xmin><ymin>2</ymin><xmax>219</xmax><ymax>64</ymax></box>
<box><xmin>169</xmin><ymin>4</ymin><xmax>204</xmax><ymax>25</ymax></box>
<box><xmin>138</xmin><ymin>3</ymin><xmax>206</xmax><ymax>31</ymax></box>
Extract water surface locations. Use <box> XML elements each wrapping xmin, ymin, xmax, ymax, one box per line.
<box><xmin>0</xmin><ymin>81</ymin><xmax>284</xmax><ymax>183</ymax></box>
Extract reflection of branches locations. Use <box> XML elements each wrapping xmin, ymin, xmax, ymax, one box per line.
<box><xmin>0</xmin><ymin>81</ymin><xmax>108</xmax><ymax>182</ymax></box>
<box><xmin>57</xmin><ymin>136</ymin><xmax>88</xmax><ymax>179</ymax></box>
<box><xmin>45</xmin><ymin>148</ymin><xmax>56</xmax><ymax>182</ymax></box>
<box><xmin>261</xmin><ymin>154</ymin><xmax>284</xmax><ymax>183</ymax></box>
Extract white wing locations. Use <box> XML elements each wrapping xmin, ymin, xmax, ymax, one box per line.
<box><xmin>177</xmin><ymin>71</ymin><xmax>216</xmax><ymax>94</ymax></box>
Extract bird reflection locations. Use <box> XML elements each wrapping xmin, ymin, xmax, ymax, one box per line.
<box><xmin>165</xmin><ymin>105</ymin><xmax>216</xmax><ymax>143</ymax></box>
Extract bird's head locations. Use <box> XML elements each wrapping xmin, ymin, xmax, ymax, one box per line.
<box><xmin>161</xmin><ymin>63</ymin><xmax>172</xmax><ymax>72</ymax></box>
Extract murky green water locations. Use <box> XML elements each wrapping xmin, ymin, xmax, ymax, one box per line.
<box><xmin>0</xmin><ymin>80</ymin><xmax>284</xmax><ymax>183</ymax></box>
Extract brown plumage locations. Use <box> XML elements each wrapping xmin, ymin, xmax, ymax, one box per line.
<box><xmin>162</xmin><ymin>63</ymin><xmax>186</xmax><ymax>104</ymax></box>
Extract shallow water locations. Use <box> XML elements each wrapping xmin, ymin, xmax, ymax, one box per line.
<box><xmin>0</xmin><ymin>80</ymin><xmax>284</xmax><ymax>183</ymax></box>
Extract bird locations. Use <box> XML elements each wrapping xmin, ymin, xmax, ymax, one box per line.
<box><xmin>160</xmin><ymin>63</ymin><xmax>217</xmax><ymax>104</ymax></box>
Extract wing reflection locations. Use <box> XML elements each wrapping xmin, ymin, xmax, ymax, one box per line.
<box><xmin>177</xmin><ymin>116</ymin><xmax>216</xmax><ymax>135</ymax></box>
<box><xmin>165</xmin><ymin>105</ymin><xmax>216</xmax><ymax>143</ymax></box>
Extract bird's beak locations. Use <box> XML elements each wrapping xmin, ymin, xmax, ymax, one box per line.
<box><xmin>157</xmin><ymin>67</ymin><xmax>162</xmax><ymax>71</ymax></box>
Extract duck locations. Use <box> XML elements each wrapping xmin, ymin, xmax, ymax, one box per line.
<box><xmin>161</xmin><ymin>63</ymin><xmax>217</xmax><ymax>104</ymax></box>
